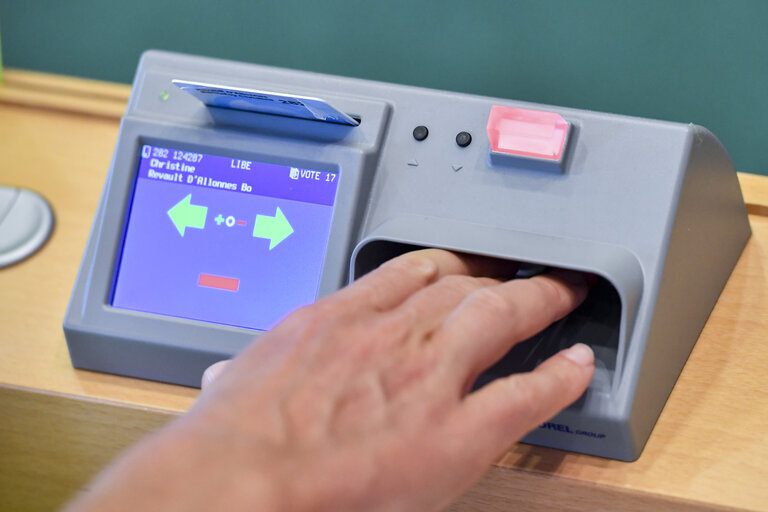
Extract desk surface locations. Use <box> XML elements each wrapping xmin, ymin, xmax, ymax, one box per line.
<box><xmin>1</xmin><ymin>70</ymin><xmax>767</xmax><ymax>511</ymax></box>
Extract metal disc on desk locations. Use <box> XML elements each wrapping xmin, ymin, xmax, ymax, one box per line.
<box><xmin>0</xmin><ymin>187</ymin><xmax>54</xmax><ymax>268</ymax></box>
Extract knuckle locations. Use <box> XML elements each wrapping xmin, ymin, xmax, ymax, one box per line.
<box><xmin>381</xmin><ymin>349</ymin><xmax>439</xmax><ymax>399</ymax></box>
<box><xmin>375</xmin><ymin>311</ymin><xmax>411</xmax><ymax>344</ymax></box>
<box><xmin>282</xmin><ymin>299</ymin><xmax>339</xmax><ymax>339</ymax></box>
<box><xmin>510</xmin><ymin>378</ymin><xmax>547</xmax><ymax>420</ymax></box>
<box><xmin>289</xmin><ymin>303</ymin><xmax>325</xmax><ymax>327</ymax></box>
<box><xmin>547</xmin><ymin>366</ymin><xmax>574</xmax><ymax>395</ymax></box>
<box><xmin>383</xmin><ymin>252</ymin><xmax>439</xmax><ymax>282</ymax></box>
<box><xmin>282</xmin><ymin>389</ymin><xmax>323</xmax><ymax>433</ymax></box>
<box><xmin>467</xmin><ymin>286</ymin><xmax>509</xmax><ymax>316</ymax></box>
<box><xmin>550</xmin><ymin>357</ymin><xmax>585</xmax><ymax>396</ymax></box>
<box><xmin>345</xmin><ymin>279</ymin><xmax>382</xmax><ymax>309</ymax></box>
<box><xmin>536</xmin><ymin>277</ymin><xmax>571</xmax><ymax>311</ymax></box>
<box><xmin>439</xmin><ymin>274</ymin><xmax>483</xmax><ymax>295</ymax></box>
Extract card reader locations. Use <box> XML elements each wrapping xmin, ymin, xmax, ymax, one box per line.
<box><xmin>64</xmin><ymin>50</ymin><xmax>751</xmax><ymax>461</ymax></box>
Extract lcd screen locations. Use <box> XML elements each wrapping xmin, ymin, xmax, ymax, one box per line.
<box><xmin>112</xmin><ymin>144</ymin><xmax>339</xmax><ymax>331</ymax></box>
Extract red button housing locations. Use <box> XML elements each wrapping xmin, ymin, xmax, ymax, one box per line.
<box><xmin>486</xmin><ymin>105</ymin><xmax>570</xmax><ymax>171</ymax></box>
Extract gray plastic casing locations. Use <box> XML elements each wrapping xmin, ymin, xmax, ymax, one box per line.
<box><xmin>64</xmin><ymin>50</ymin><xmax>750</xmax><ymax>461</ymax></box>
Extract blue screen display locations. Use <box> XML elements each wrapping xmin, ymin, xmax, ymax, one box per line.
<box><xmin>112</xmin><ymin>144</ymin><xmax>339</xmax><ymax>331</ymax></box>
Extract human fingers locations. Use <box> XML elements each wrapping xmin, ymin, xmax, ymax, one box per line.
<box><xmin>437</xmin><ymin>269</ymin><xmax>591</xmax><ymax>389</ymax></box>
<box><xmin>201</xmin><ymin>360</ymin><xmax>230</xmax><ymax>391</ymax></box>
<box><xmin>392</xmin><ymin>275</ymin><xmax>501</xmax><ymax>338</ymax></box>
<box><xmin>453</xmin><ymin>343</ymin><xmax>594</xmax><ymax>461</ymax></box>
<box><xmin>335</xmin><ymin>249</ymin><xmax>519</xmax><ymax>313</ymax></box>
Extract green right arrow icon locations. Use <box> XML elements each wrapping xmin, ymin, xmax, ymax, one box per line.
<box><xmin>253</xmin><ymin>207</ymin><xmax>294</xmax><ymax>250</ymax></box>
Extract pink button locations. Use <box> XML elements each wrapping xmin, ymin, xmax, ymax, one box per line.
<box><xmin>486</xmin><ymin>106</ymin><xmax>569</xmax><ymax>161</ymax></box>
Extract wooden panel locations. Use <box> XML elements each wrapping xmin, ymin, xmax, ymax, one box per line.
<box><xmin>739</xmin><ymin>172</ymin><xmax>768</xmax><ymax>216</ymax></box>
<box><xmin>449</xmin><ymin>465</ymin><xmax>738</xmax><ymax>512</ymax></box>
<box><xmin>0</xmin><ymin>386</ymin><xmax>174</xmax><ymax>511</ymax></box>
<box><xmin>1</xmin><ymin>69</ymin><xmax>767</xmax><ymax>511</ymax></box>
<box><xmin>0</xmin><ymin>71</ymin><xmax>198</xmax><ymax>413</ymax></box>
<box><xmin>0</xmin><ymin>69</ymin><xmax>129</xmax><ymax>119</ymax></box>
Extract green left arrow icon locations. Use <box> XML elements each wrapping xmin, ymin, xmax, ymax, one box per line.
<box><xmin>167</xmin><ymin>194</ymin><xmax>208</xmax><ymax>236</ymax></box>
<box><xmin>253</xmin><ymin>206</ymin><xmax>294</xmax><ymax>250</ymax></box>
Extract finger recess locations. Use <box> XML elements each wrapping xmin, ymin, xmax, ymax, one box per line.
<box><xmin>455</xmin><ymin>343</ymin><xmax>594</xmax><ymax>461</ymax></box>
<box><xmin>437</xmin><ymin>270</ymin><xmax>591</xmax><ymax>385</ymax></box>
<box><xmin>337</xmin><ymin>249</ymin><xmax>517</xmax><ymax>312</ymax></box>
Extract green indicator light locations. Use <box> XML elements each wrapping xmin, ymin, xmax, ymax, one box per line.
<box><xmin>159</xmin><ymin>90</ymin><xmax>170</xmax><ymax>101</ymax></box>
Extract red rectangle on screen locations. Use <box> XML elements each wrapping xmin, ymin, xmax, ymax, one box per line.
<box><xmin>198</xmin><ymin>273</ymin><xmax>240</xmax><ymax>292</ymax></box>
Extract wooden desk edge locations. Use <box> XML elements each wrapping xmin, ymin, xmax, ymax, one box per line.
<box><xmin>1</xmin><ymin>382</ymin><xmax>740</xmax><ymax>512</ymax></box>
<box><xmin>0</xmin><ymin>384</ymin><xmax>176</xmax><ymax>511</ymax></box>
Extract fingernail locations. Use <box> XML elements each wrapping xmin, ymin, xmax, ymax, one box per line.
<box><xmin>201</xmin><ymin>367</ymin><xmax>217</xmax><ymax>389</ymax></box>
<box><xmin>563</xmin><ymin>343</ymin><xmax>594</xmax><ymax>367</ymax></box>
<box><xmin>201</xmin><ymin>360</ymin><xmax>228</xmax><ymax>389</ymax></box>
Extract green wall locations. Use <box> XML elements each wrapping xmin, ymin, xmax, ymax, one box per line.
<box><xmin>1</xmin><ymin>0</ymin><xmax>766</xmax><ymax>174</ymax></box>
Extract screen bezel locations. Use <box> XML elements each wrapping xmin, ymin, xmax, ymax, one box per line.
<box><xmin>109</xmin><ymin>141</ymin><xmax>341</xmax><ymax>330</ymax></box>
<box><xmin>72</xmin><ymin>118</ymin><xmax>370</xmax><ymax>356</ymax></box>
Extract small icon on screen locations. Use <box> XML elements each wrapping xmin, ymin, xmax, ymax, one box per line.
<box><xmin>142</xmin><ymin>145</ymin><xmax>152</xmax><ymax>158</ymax></box>
<box><xmin>198</xmin><ymin>273</ymin><xmax>240</xmax><ymax>292</ymax></box>
<box><xmin>289</xmin><ymin>167</ymin><xmax>300</xmax><ymax>180</ymax></box>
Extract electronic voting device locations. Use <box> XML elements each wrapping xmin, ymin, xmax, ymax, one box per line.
<box><xmin>64</xmin><ymin>50</ymin><xmax>751</xmax><ymax>460</ymax></box>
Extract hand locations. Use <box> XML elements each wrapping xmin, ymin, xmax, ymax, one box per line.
<box><xmin>66</xmin><ymin>250</ymin><xmax>594</xmax><ymax>512</ymax></box>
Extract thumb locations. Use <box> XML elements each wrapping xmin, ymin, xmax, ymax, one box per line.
<box><xmin>201</xmin><ymin>360</ymin><xmax>231</xmax><ymax>391</ymax></box>
<box><xmin>455</xmin><ymin>343</ymin><xmax>594</xmax><ymax>462</ymax></box>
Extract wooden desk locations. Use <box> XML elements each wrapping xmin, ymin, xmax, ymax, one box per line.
<box><xmin>1</xmin><ymin>70</ymin><xmax>766</xmax><ymax>511</ymax></box>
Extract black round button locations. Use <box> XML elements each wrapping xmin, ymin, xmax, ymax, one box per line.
<box><xmin>456</xmin><ymin>131</ymin><xmax>472</xmax><ymax>147</ymax></box>
<box><xmin>413</xmin><ymin>125</ymin><xmax>429</xmax><ymax>141</ymax></box>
